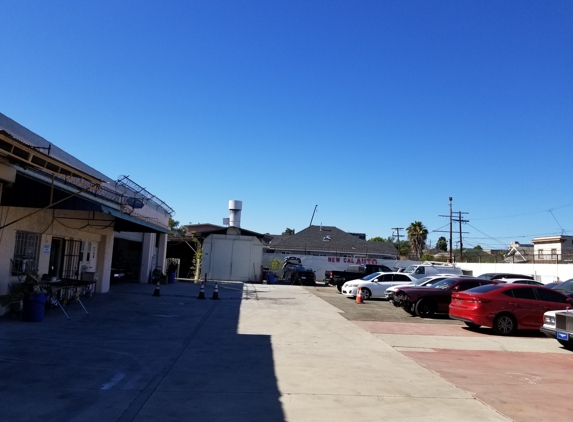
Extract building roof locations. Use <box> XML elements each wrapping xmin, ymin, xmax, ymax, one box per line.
<box><xmin>0</xmin><ymin>112</ymin><xmax>172</xmax><ymax>232</ymax></box>
<box><xmin>0</xmin><ymin>112</ymin><xmax>112</xmax><ymax>183</ymax></box>
<box><xmin>170</xmin><ymin>225</ymin><xmax>265</xmax><ymax>241</ymax></box>
<box><xmin>532</xmin><ymin>235</ymin><xmax>573</xmax><ymax>244</ymax></box>
<box><xmin>266</xmin><ymin>225</ymin><xmax>398</xmax><ymax>256</ymax></box>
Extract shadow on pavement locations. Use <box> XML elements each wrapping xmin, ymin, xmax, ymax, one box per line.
<box><xmin>0</xmin><ymin>281</ymin><xmax>285</xmax><ymax>422</ymax></box>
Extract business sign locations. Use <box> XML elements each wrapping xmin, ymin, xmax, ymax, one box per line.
<box><xmin>327</xmin><ymin>256</ymin><xmax>379</xmax><ymax>265</ymax></box>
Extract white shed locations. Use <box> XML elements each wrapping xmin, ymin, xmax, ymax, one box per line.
<box><xmin>201</xmin><ymin>227</ymin><xmax>263</xmax><ymax>282</ymax></box>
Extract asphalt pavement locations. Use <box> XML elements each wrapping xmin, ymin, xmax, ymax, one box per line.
<box><xmin>1</xmin><ymin>280</ymin><xmax>570</xmax><ymax>421</ymax></box>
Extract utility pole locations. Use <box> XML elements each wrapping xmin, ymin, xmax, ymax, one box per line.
<box><xmin>453</xmin><ymin>211</ymin><xmax>469</xmax><ymax>261</ymax></box>
<box><xmin>392</xmin><ymin>227</ymin><xmax>404</xmax><ymax>260</ymax></box>
<box><xmin>438</xmin><ymin>197</ymin><xmax>469</xmax><ymax>263</ymax></box>
<box><xmin>449</xmin><ymin>197</ymin><xmax>453</xmax><ymax>263</ymax></box>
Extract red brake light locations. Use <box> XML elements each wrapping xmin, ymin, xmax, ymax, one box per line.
<box><xmin>466</xmin><ymin>298</ymin><xmax>490</xmax><ymax>304</ymax></box>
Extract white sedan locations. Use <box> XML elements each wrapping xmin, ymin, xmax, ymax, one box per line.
<box><xmin>541</xmin><ymin>309</ymin><xmax>573</xmax><ymax>350</ymax></box>
<box><xmin>341</xmin><ymin>272</ymin><xmax>416</xmax><ymax>300</ymax></box>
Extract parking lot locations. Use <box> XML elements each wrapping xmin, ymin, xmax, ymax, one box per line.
<box><xmin>2</xmin><ymin>280</ymin><xmax>573</xmax><ymax>422</ymax></box>
<box><xmin>306</xmin><ymin>283</ymin><xmax>573</xmax><ymax>422</ymax></box>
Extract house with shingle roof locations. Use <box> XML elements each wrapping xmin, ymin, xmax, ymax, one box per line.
<box><xmin>265</xmin><ymin>225</ymin><xmax>397</xmax><ymax>258</ymax></box>
<box><xmin>263</xmin><ymin>225</ymin><xmax>399</xmax><ymax>281</ymax></box>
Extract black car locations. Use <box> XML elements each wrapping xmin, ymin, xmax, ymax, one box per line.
<box><xmin>283</xmin><ymin>265</ymin><xmax>316</xmax><ymax>285</ymax></box>
<box><xmin>551</xmin><ymin>279</ymin><xmax>573</xmax><ymax>298</ymax></box>
<box><xmin>477</xmin><ymin>272</ymin><xmax>534</xmax><ymax>281</ymax></box>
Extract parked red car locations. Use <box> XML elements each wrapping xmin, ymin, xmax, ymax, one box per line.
<box><xmin>394</xmin><ymin>277</ymin><xmax>496</xmax><ymax>317</ymax></box>
<box><xmin>449</xmin><ymin>284</ymin><xmax>572</xmax><ymax>335</ymax></box>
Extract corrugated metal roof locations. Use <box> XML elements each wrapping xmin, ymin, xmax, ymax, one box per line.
<box><xmin>0</xmin><ymin>112</ymin><xmax>113</xmax><ymax>183</ymax></box>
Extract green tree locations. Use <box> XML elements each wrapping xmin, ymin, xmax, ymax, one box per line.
<box><xmin>369</xmin><ymin>236</ymin><xmax>394</xmax><ymax>242</ymax></box>
<box><xmin>169</xmin><ymin>217</ymin><xmax>186</xmax><ymax>237</ymax></box>
<box><xmin>282</xmin><ymin>228</ymin><xmax>295</xmax><ymax>235</ymax></box>
<box><xmin>407</xmin><ymin>221</ymin><xmax>428</xmax><ymax>259</ymax></box>
<box><xmin>475</xmin><ymin>245</ymin><xmax>483</xmax><ymax>250</ymax></box>
<box><xmin>396</xmin><ymin>241</ymin><xmax>411</xmax><ymax>258</ymax></box>
<box><xmin>437</xmin><ymin>236</ymin><xmax>448</xmax><ymax>252</ymax></box>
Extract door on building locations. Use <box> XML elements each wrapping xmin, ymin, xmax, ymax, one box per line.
<box><xmin>49</xmin><ymin>238</ymin><xmax>82</xmax><ymax>279</ymax></box>
<box><xmin>62</xmin><ymin>240</ymin><xmax>82</xmax><ymax>279</ymax></box>
<box><xmin>48</xmin><ymin>238</ymin><xmax>64</xmax><ymax>278</ymax></box>
<box><xmin>78</xmin><ymin>241</ymin><xmax>98</xmax><ymax>276</ymax></box>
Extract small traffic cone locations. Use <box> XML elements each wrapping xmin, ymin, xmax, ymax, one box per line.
<box><xmin>197</xmin><ymin>282</ymin><xmax>206</xmax><ymax>300</ymax></box>
<box><xmin>211</xmin><ymin>283</ymin><xmax>219</xmax><ymax>300</ymax></box>
<box><xmin>152</xmin><ymin>281</ymin><xmax>161</xmax><ymax>297</ymax></box>
<box><xmin>356</xmin><ymin>287</ymin><xmax>364</xmax><ymax>304</ymax></box>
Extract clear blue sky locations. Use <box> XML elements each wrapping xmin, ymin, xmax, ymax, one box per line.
<box><xmin>2</xmin><ymin>1</ymin><xmax>572</xmax><ymax>250</ymax></box>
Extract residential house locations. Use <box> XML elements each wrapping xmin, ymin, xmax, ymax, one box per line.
<box><xmin>532</xmin><ymin>235</ymin><xmax>573</xmax><ymax>263</ymax></box>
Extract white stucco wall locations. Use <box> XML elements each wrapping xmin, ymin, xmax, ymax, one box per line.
<box><xmin>456</xmin><ymin>262</ymin><xmax>573</xmax><ymax>283</ymax></box>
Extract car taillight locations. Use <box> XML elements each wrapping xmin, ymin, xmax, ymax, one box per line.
<box><xmin>466</xmin><ymin>298</ymin><xmax>490</xmax><ymax>304</ymax></box>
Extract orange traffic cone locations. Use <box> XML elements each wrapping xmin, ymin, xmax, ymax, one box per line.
<box><xmin>198</xmin><ymin>282</ymin><xmax>206</xmax><ymax>300</ymax></box>
<box><xmin>152</xmin><ymin>281</ymin><xmax>161</xmax><ymax>297</ymax></box>
<box><xmin>211</xmin><ymin>283</ymin><xmax>219</xmax><ymax>300</ymax></box>
<box><xmin>356</xmin><ymin>287</ymin><xmax>364</xmax><ymax>304</ymax></box>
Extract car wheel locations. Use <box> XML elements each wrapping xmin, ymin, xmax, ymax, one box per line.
<box><xmin>415</xmin><ymin>298</ymin><xmax>435</xmax><ymax>318</ymax></box>
<box><xmin>360</xmin><ymin>288</ymin><xmax>372</xmax><ymax>300</ymax></box>
<box><xmin>464</xmin><ymin>322</ymin><xmax>480</xmax><ymax>330</ymax></box>
<box><xmin>493</xmin><ymin>313</ymin><xmax>517</xmax><ymax>336</ymax></box>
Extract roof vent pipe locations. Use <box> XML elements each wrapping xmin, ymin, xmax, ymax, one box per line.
<box><xmin>228</xmin><ymin>200</ymin><xmax>242</xmax><ymax>228</ymax></box>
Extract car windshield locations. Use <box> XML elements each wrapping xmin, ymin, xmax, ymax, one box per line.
<box><xmin>362</xmin><ymin>272</ymin><xmax>381</xmax><ymax>281</ymax></box>
<box><xmin>424</xmin><ymin>278</ymin><xmax>447</xmax><ymax>286</ymax></box>
<box><xmin>412</xmin><ymin>277</ymin><xmax>432</xmax><ymax>286</ymax></box>
<box><xmin>553</xmin><ymin>279</ymin><xmax>573</xmax><ymax>294</ymax></box>
<box><xmin>476</xmin><ymin>273</ymin><xmax>493</xmax><ymax>279</ymax></box>
<box><xmin>403</xmin><ymin>265</ymin><xmax>417</xmax><ymax>274</ymax></box>
<box><xmin>431</xmin><ymin>279</ymin><xmax>456</xmax><ymax>289</ymax></box>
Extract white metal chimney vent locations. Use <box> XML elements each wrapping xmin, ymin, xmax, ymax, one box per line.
<box><xmin>228</xmin><ymin>200</ymin><xmax>242</xmax><ymax>228</ymax></box>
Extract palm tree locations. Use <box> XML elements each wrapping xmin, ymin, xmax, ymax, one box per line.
<box><xmin>407</xmin><ymin>221</ymin><xmax>428</xmax><ymax>259</ymax></box>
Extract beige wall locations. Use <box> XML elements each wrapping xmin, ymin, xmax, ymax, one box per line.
<box><xmin>0</xmin><ymin>207</ymin><xmax>115</xmax><ymax>312</ymax></box>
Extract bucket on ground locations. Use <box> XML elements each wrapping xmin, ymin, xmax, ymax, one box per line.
<box><xmin>22</xmin><ymin>293</ymin><xmax>46</xmax><ymax>322</ymax></box>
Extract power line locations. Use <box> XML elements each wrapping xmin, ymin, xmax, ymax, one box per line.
<box><xmin>472</xmin><ymin>202</ymin><xmax>573</xmax><ymax>221</ymax></box>
<box><xmin>391</xmin><ymin>227</ymin><xmax>404</xmax><ymax>260</ymax></box>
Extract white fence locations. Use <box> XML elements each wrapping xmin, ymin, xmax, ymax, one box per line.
<box><xmin>457</xmin><ymin>262</ymin><xmax>573</xmax><ymax>284</ymax></box>
<box><xmin>263</xmin><ymin>253</ymin><xmax>573</xmax><ymax>283</ymax></box>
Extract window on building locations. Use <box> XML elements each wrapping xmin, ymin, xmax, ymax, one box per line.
<box><xmin>551</xmin><ymin>249</ymin><xmax>557</xmax><ymax>259</ymax></box>
<box><xmin>12</xmin><ymin>231</ymin><xmax>40</xmax><ymax>276</ymax></box>
<box><xmin>538</xmin><ymin>249</ymin><xmax>544</xmax><ymax>259</ymax></box>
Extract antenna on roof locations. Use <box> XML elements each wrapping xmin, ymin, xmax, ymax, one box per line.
<box><xmin>309</xmin><ymin>205</ymin><xmax>318</xmax><ymax>226</ymax></box>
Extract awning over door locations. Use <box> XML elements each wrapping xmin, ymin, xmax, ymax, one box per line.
<box><xmin>100</xmin><ymin>205</ymin><xmax>169</xmax><ymax>234</ymax></box>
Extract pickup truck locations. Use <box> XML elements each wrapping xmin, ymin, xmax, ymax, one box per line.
<box><xmin>325</xmin><ymin>264</ymin><xmax>393</xmax><ymax>291</ymax></box>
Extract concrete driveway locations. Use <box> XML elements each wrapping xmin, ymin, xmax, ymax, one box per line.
<box><xmin>309</xmin><ymin>284</ymin><xmax>573</xmax><ymax>422</ymax></box>
<box><xmin>1</xmin><ymin>281</ymin><xmax>571</xmax><ymax>421</ymax></box>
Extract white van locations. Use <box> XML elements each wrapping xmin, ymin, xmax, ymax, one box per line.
<box><xmin>402</xmin><ymin>261</ymin><xmax>463</xmax><ymax>279</ymax></box>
